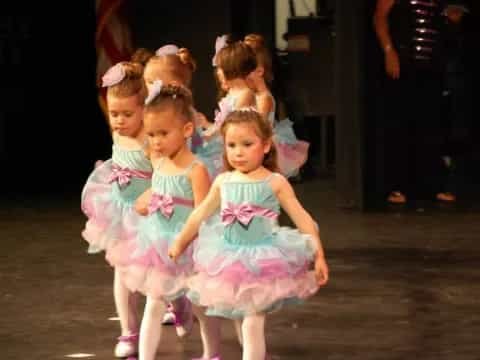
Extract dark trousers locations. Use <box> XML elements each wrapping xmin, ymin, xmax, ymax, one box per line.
<box><xmin>381</xmin><ymin>68</ymin><xmax>444</xmax><ymax>200</ymax></box>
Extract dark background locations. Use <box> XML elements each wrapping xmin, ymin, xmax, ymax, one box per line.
<box><xmin>1</xmin><ymin>0</ymin><xmax>479</xmax><ymax>210</ymax></box>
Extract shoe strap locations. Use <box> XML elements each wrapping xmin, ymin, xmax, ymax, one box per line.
<box><xmin>117</xmin><ymin>333</ymin><xmax>139</xmax><ymax>343</ymax></box>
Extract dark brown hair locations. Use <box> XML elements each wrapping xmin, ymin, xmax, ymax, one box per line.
<box><xmin>220</xmin><ymin>109</ymin><xmax>279</xmax><ymax>172</ymax></box>
<box><xmin>244</xmin><ymin>33</ymin><xmax>273</xmax><ymax>84</ymax></box>
<box><xmin>215</xmin><ymin>41</ymin><xmax>257</xmax><ymax>81</ymax></box>
<box><xmin>145</xmin><ymin>47</ymin><xmax>196</xmax><ymax>86</ymax></box>
<box><xmin>106</xmin><ymin>61</ymin><xmax>147</xmax><ymax>103</ymax></box>
<box><xmin>144</xmin><ymin>83</ymin><xmax>194</xmax><ymax>123</ymax></box>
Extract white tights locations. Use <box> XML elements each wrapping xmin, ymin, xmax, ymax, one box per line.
<box><xmin>193</xmin><ymin>305</ymin><xmax>221</xmax><ymax>359</ymax></box>
<box><xmin>113</xmin><ymin>269</ymin><xmax>138</xmax><ymax>335</ymax></box>
<box><xmin>242</xmin><ymin>314</ymin><xmax>266</xmax><ymax>360</ymax></box>
<box><xmin>138</xmin><ymin>297</ymin><xmax>166</xmax><ymax>360</ymax></box>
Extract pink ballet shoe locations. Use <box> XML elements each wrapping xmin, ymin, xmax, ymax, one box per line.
<box><xmin>173</xmin><ymin>297</ymin><xmax>194</xmax><ymax>338</ymax></box>
<box><xmin>114</xmin><ymin>333</ymin><xmax>138</xmax><ymax>358</ymax></box>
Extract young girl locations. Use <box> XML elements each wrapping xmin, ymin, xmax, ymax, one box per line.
<box><xmin>244</xmin><ymin>33</ymin><xmax>310</xmax><ymax>178</ymax></box>
<box><xmin>198</xmin><ymin>39</ymin><xmax>258</xmax><ymax>181</ymax></box>
<box><xmin>142</xmin><ymin>43</ymin><xmax>209</xmax><ymax>327</ymax></box>
<box><xmin>106</xmin><ymin>81</ymin><xmax>220</xmax><ymax>360</ymax></box>
<box><xmin>144</xmin><ymin>44</ymin><xmax>210</xmax><ymax>149</ymax></box>
<box><xmin>81</xmin><ymin>61</ymin><xmax>150</xmax><ymax>358</ymax></box>
<box><xmin>169</xmin><ymin>109</ymin><xmax>329</xmax><ymax>360</ymax></box>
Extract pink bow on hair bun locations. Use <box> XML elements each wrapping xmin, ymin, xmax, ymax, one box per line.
<box><xmin>145</xmin><ymin>80</ymin><xmax>163</xmax><ymax>105</ymax></box>
<box><xmin>101</xmin><ymin>63</ymin><xmax>126</xmax><ymax>88</ymax></box>
<box><xmin>155</xmin><ymin>44</ymin><xmax>179</xmax><ymax>57</ymax></box>
<box><xmin>212</xmin><ymin>34</ymin><xmax>228</xmax><ymax>66</ymax></box>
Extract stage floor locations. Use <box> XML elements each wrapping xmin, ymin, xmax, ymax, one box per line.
<box><xmin>2</xmin><ymin>177</ymin><xmax>480</xmax><ymax>359</ymax></box>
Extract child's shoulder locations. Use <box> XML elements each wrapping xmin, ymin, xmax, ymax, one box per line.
<box><xmin>268</xmin><ymin>172</ymin><xmax>290</xmax><ymax>193</ymax></box>
<box><xmin>188</xmin><ymin>158</ymin><xmax>210</xmax><ymax>179</ymax></box>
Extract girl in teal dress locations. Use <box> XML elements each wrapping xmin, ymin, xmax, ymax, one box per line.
<box><xmin>169</xmin><ymin>109</ymin><xmax>329</xmax><ymax>360</ymax></box>
<box><xmin>106</xmin><ymin>81</ymin><xmax>220</xmax><ymax>360</ymax></box>
<box><xmin>81</xmin><ymin>61</ymin><xmax>150</xmax><ymax>358</ymax></box>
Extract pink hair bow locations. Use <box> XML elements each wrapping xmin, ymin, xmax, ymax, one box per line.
<box><xmin>221</xmin><ymin>202</ymin><xmax>278</xmax><ymax>226</ymax></box>
<box><xmin>155</xmin><ymin>44</ymin><xmax>179</xmax><ymax>57</ymax></box>
<box><xmin>145</xmin><ymin>79</ymin><xmax>163</xmax><ymax>105</ymax></box>
<box><xmin>148</xmin><ymin>194</ymin><xmax>174</xmax><ymax>218</ymax></box>
<box><xmin>102</xmin><ymin>63</ymin><xmax>126</xmax><ymax>87</ymax></box>
<box><xmin>212</xmin><ymin>34</ymin><xmax>228</xmax><ymax>66</ymax></box>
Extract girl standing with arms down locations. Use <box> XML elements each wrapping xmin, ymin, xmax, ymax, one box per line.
<box><xmin>81</xmin><ymin>61</ymin><xmax>151</xmax><ymax>358</ymax></box>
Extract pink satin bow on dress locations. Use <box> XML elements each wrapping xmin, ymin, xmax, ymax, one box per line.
<box><xmin>148</xmin><ymin>193</ymin><xmax>194</xmax><ymax>217</ymax></box>
<box><xmin>108</xmin><ymin>164</ymin><xmax>152</xmax><ymax>187</ymax></box>
<box><xmin>221</xmin><ymin>202</ymin><xmax>278</xmax><ymax>226</ymax></box>
<box><xmin>148</xmin><ymin>194</ymin><xmax>174</xmax><ymax>218</ymax></box>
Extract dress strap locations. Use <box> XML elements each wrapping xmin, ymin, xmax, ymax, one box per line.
<box><xmin>263</xmin><ymin>172</ymin><xmax>280</xmax><ymax>183</ymax></box>
<box><xmin>182</xmin><ymin>158</ymin><xmax>201</xmax><ymax>175</ymax></box>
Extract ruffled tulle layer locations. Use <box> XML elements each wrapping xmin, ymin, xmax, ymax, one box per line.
<box><xmin>106</xmin><ymin>217</ymin><xmax>194</xmax><ymax>300</ymax></box>
<box><xmin>194</xmin><ymin>133</ymin><xmax>224</xmax><ymax>180</ymax></box>
<box><xmin>274</xmin><ymin>119</ymin><xmax>309</xmax><ymax>178</ymax></box>
<box><xmin>81</xmin><ymin>159</ymin><xmax>150</xmax><ymax>253</ymax></box>
<box><xmin>188</xmin><ymin>215</ymin><xmax>319</xmax><ymax>318</ymax></box>
<box><xmin>187</xmin><ymin>264</ymin><xmax>318</xmax><ymax>319</ymax></box>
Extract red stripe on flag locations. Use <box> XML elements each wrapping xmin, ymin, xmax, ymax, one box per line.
<box><xmin>96</xmin><ymin>0</ymin><xmax>122</xmax><ymax>44</ymax></box>
<box><xmin>98</xmin><ymin>27</ymin><xmax>130</xmax><ymax>64</ymax></box>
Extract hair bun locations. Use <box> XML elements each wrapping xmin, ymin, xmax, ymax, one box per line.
<box><xmin>177</xmin><ymin>48</ymin><xmax>197</xmax><ymax>73</ymax></box>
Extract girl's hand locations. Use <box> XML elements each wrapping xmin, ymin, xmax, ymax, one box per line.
<box><xmin>134</xmin><ymin>197</ymin><xmax>149</xmax><ymax>216</ymax></box>
<box><xmin>315</xmin><ymin>255</ymin><xmax>329</xmax><ymax>286</ymax></box>
<box><xmin>168</xmin><ymin>241</ymin><xmax>182</xmax><ymax>262</ymax></box>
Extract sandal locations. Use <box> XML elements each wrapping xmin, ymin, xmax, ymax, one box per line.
<box><xmin>387</xmin><ymin>191</ymin><xmax>406</xmax><ymax>204</ymax></box>
<box><xmin>436</xmin><ymin>192</ymin><xmax>456</xmax><ymax>202</ymax></box>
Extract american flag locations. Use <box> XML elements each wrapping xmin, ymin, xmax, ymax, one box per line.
<box><xmin>96</xmin><ymin>0</ymin><xmax>132</xmax><ymax>116</ymax></box>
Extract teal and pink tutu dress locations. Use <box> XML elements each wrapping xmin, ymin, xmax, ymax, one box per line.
<box><xmin>187</xmin><ymin>172</ymin><xmax>319</xmax><ymax>319</ymax></box>
<box><xmin>106</xmin><ymin>158</ymin><xmax>200</xmax><ymax>300</ymax></box>
<box><xmin>264</xmin><ymin>96</ymin><xmax>309</xmax><ymax>178</ymax></box>
<box><xmin>194</xmin><ymin>94</ymin><xmax>236</xmax><ymax>180</ymax></box>
<box><xmin>81</xmin><ymin>142</ymin><xmax>153</xmax><ymax>254</ymax></box>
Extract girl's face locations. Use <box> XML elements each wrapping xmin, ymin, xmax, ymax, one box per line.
<box><xmin>144</xmin><ymin>63</ymin><xmax>183</xmax><ymax>93</ymax></box>
<box><xmin>144</xmin><ymin>108</ymin><xmax>193</xmax><ymax>158</ymax></box>
<box><xmin>224</xmin><ymin>122</ymin><xmax>271</xmax><ymax>173</ymax></box>
<box><xmin>107</xmin><ymin>94</ymin><xmax>143</xmax><ymax>137</ymax></box>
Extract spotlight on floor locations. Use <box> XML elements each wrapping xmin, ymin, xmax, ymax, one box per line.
<box><xmin>65</xmin><ymin>354</ymin><xmax>96</xmax><ymax>358</ymax></box>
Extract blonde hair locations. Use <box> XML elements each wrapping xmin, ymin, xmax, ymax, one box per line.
<box><xmin>144</xmin><ymin>83</ymin><xmax>194</xmax><ymax>123</ymax></box>
<box><xmin>244</xmin><ymin>33</ymin><xmax>273</xmax><ymax>84</ymax></box>
<box><xmin>216</xmin><ymin>41</ymin><xmax>257</xmax><ymax>81</ymax></box>
<box><xmin>145</xmin><ymin>47</ymin><xmax>196</xmax><ymax>86</ymax></box>
<box><xmin>220</xmin><ymin>109</ymin><xmax>279</xmax><ymax>172</ymax></box>
<box><xmin>105</xmin><ymin>61</ymin><xmax>147</xmax><ymax>103</ymax></box>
